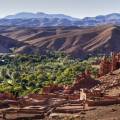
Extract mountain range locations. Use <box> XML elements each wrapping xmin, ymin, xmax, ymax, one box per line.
<box><xmin>0</xmin><ymin>12</ymin><xmax>120</xmax><ymax>27</ymax></box>
<box><xmin>0</xmin><ymin>25</ymin><xmax>120</xmax><ymax>58</ymax></box>
<box><xmin>0</xmin><ymin>12</ymin><xmax>120</xmax><ymax>58</ymax></box>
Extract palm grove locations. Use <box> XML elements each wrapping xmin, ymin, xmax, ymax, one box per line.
<box><xmin>0</xmin><ymin>52</ymin><xmax>98</xmax><ymax>97</ymax></box>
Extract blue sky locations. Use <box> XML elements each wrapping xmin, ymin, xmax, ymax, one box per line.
<box><xmin>0</xmin><ymin>0</ymin><xmax>120</xmax><ymax>18</ymax></box>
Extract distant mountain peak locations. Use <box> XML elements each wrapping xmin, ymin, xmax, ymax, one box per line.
<box><xmin>1</xmin><ymin>12</ymin><xmax>120</xmax><ymax>27</ymax></box>
<box><xmin>4</xmin><ymin>12</ymin><xmax>79</xmax><ymax>21</ymax></box>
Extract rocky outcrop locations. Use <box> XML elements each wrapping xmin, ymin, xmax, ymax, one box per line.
<box><xmin>99</xmin><ymin>52</ymin><xmax>120</xmax><ymax>76</ymax></box>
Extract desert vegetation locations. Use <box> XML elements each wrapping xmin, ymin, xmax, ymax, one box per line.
<box><xmin>0</xmin><ymin>52</ymin><xmax>98</xmax><ymax>97</ymax></box>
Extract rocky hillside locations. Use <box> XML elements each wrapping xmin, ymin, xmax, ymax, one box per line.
<box><xmin>0</xmin><ymin>35</ymin><xmax>25</xmax><ymax>53</ymax></box>
<box><xmin>0</xmin><ymin>25</ymin><xmax>120</xmax><ymax>57</ymax></box>
<box><xmin>93</xmin><ymin>69</ymin><xmax>120</xmax><ymax>96</ymax></box>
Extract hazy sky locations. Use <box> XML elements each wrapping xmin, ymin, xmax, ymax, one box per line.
<box><xmin>0</xmin><ymin>0</ymin><xmax>120</xmax><ymax>18</ymax></box>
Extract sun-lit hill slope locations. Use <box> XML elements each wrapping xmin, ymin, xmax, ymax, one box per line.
<box><xmin>0</xmin><ymin>25</ymin><xmax>120</xmax><ymax>57</ymax></box>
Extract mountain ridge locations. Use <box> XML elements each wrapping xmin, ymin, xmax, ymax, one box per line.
<box><xmin>0</xmin><ymin>25</ymin><xmax>120</xmax><ymax>58</ymax></box>
<box><xmin>4</xmin><ymin>12</ymin><xmax>79</xmax><ymax>21</ymax></box>
<box><xmin>1</xmin><ymin>12</ymin><xmax>120</xmax><ymax>27</ymax></box>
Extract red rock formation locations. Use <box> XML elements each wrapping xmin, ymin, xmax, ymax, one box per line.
<box><xmin>63</xmin><ymin>73</ymin><xmax>88</xmax><ymax>94</ymax></box>
<box><xmin>99</xmin><ymin>52</ymin><xmax>120</xmax><ymax>76</ymax></box>
<box><xmin>111</xmin><ymin>52</ymin><xmax>117</xmax><ymax>71</ymax></box>
<box><xmin>71</xmin><ymin>70</ymin><xmax>99</xmax><ymax>92</ymax></box>
<box><xmin>99</xmin><ymin>56</ymin><xmax>111</xmax><ymax>76</ymax></box>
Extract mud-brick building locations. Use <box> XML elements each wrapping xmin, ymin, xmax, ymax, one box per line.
<box><xmin>99</xmin><ymin>52</ymin><xmax>120</xmax><ymax>76</ymax></box>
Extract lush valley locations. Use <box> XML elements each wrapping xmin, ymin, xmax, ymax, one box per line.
<box><xmin>0</xmin><ymin>12</ymin><xmax>120</xmax><ymax>120</ymax></box>
<box><xmin>0</xmin><ymin>52</ymin><xmax>98</xmax><ymax>96</ymax></box>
